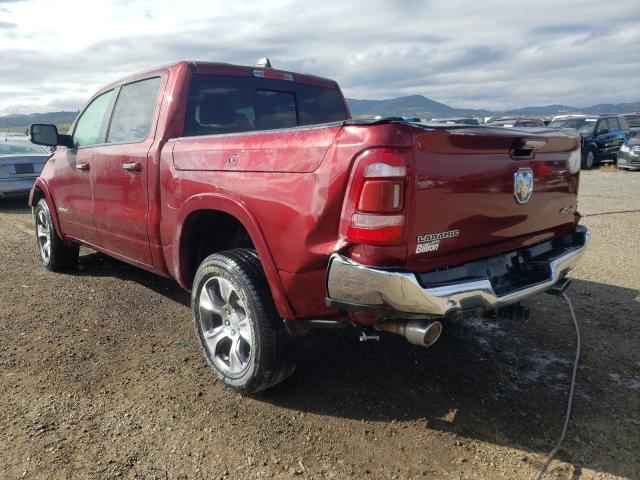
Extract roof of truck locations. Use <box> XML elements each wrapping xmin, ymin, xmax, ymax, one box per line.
<box><xmin>102</xmin><ymin>60</ymin><xmax>339</xmax><ymax>91</ymax></box>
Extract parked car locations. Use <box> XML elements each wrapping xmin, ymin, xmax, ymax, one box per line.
<box><xmin>621</xmin><ymin>113</ymin><xmax>640</xmax><ymax>136</ymax></box>
<box><xmin>617</xmin><ymin>137</ymin><xmax>640</xmax><ymax>170</ymax></box>
<box><xmin>0</xmin><ymin>135</ymin><xmax>50</xmax><ymax>199</ymax></box>
<box><xmin>548</xmin><ymin>114</ymin><xmax>631</xmax><ymax>169</ymax></box>
<box><xmin>486</xmin><ymin>118</ymin><xmax>545</xmax><ymax>128</ymax></box>
<box><xmin>28</xmin><ymin>60</ymin><xmax>588</xmax><ymax>393</ymax></box>
<box><xmin>430</xmin><ymin>117</ymin><xmax>480</xmax><ymax>125</ymax></box>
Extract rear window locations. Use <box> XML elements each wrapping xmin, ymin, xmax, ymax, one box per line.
<box><xmin>184</xmin><ymin>74</ymin><xmax>348</xmax><ymax>137</ymax></box>
<box><xmin>623</xmin><ymin>115</ymin><xmax>639</xmax><ymax>127</ymax></box>
<box><xmin>0</xmin><ymin>139</ymin><xmax>49</xmax><ymax>155</ymax></box>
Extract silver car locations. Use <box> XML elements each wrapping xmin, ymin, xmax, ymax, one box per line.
<box><xmin>0</xmin><ymin>134</ymin><xmax>50</xmax><ymax>199</ymax></box>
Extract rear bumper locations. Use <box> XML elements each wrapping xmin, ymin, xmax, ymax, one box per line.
<box><xmin>0</xmin><ymin>177</ymin><xmax>38</xmax><ymax>198</ymax></box>
<box><xmin>326</xmin><ymin>225</ymin><xmax>589</xmax><ymax>318</ymax></box>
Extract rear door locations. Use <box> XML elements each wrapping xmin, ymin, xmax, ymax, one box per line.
<box><xmin>51</xmin><ymin>89</ymin><xmax>114</xmax><ymax>245</ymax></box>
<box><xmin>91</xmin><ymin>76</ymin><xmax>162</xmax><ymax>266</ymax></box>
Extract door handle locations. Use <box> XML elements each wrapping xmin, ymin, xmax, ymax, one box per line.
<box><xmin>122</xmin><ymin>162</ymin><xmax>142</xmax><ymax>172</ymax></box>
<box><xmin>76</xmin><ymin>162</ymin><xmax>90</xmax><ymax>171</ymax></box>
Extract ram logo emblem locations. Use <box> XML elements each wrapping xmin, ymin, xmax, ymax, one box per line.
<box><xmin>514</xmin><ymin>168</ymin><xmax>534</xmax><ymax>204</ymax></box>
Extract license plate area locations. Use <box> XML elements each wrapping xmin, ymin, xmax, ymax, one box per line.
<box><xmin>14</xmin><ymin>163</ymin><xmax>34</xmax><ymax>174</ymax></box>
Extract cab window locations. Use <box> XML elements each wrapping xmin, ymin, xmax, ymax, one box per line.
<box><xmin>184</xmin><ymin>74</ymin><xmax>348</xmax><ymax>137</ymax></box>
<box><xmin>606</xmin><ymin>117</ymin><xmax>620</xmax><ymax>131</ymax></box>
<box><xmin>618</xmin><ymin>116</ymin><xmax>630</xmax><ymax>130</ymax></box>
<box><xmin>595</xmin><ymin>120</ymin><xmax>608</xmax><ymax>134</ymax></box>
<box><xmin>73</xmin><ymin>90</ymin><xmax>114</xmax><ymax>147</ymax></box>
<box><xmin>107</xmin><ymin>77</ymin><xmax>161</xmax><ymax>144</ymax></box>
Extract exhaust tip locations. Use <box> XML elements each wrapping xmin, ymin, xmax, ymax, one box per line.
<box><xmin>405</xmin><ymin>320</ymin><xmax>443</xmax><ymax>348</ymax></box>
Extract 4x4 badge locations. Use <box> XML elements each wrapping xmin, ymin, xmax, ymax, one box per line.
<box><xmin>514</xmin><ymin>168</ymin><xmax>533</xmax><ymax>204</ymax></box>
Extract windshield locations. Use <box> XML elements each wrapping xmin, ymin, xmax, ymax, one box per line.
<box><xmin>184</xmin><ymin>74</ymin><xmax>349</xmax><ymax>136</ymax></box>
<box><xmin>549</xmin><ymin>118</ymin><xmax>596</xmax><ymax>134</ymax></box>
<box><xmin>0</xmin><ymin>139</ymin><xmax>49</xmax><ymax>155</ymax></box>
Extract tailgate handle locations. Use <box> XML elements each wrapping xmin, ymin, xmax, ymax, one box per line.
<box><xmin>510</xmin><ymin>138</ymin><xmax>547</xmax><ymax>160</ymax></box>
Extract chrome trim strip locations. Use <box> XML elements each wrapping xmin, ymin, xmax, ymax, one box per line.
<box><xmin>326</xmin><ymin>226</ymin><xmax>589</xmax><ymax>316</ymax></box>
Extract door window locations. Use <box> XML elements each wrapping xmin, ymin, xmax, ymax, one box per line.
<box><xmin>73</xmin><ymin>90</ymin><xmax>114</xmax><ymax>147</ymax></box>
<box><xmin>606</xmin><ymin>117</ymin><xmax>620</xmax><ymax>131</ymax></box>
<box><xmin>107</xmin><ymin>77</ymin><xmax>162</xmax><ymax>143</ymax></box>
<box><xmin>595</xmin><ymin>121</ymin><xmax>608</xmax><ymax>135</ymax></box>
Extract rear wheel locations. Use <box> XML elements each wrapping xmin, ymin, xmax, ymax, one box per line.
<box><xmin>34</xmin><ymin>198</ymin><xmax>79</xmax><ymax>271</ymax></box>
<box><xmin>192</xmin><ymin>249</ymin><xmax>296</xmax><ymax>394</ymax></box>
<box><xmin>582</xmin><ymin>147</ymin><xmax>597</xmax><ymax>169</ymax></box>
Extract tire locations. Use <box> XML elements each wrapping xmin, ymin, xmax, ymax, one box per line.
<box><xmin>33</xmin><ymin>198</ymin><xmax>79</xmax><ymax>271</ymax></box>
<box><xmin>582</xmin><ymin>147</ymin><xmax>597</xmax><ymax>169</ymax></box>
<box><xmin>192</xmin><ymin>248</ymin><xmax>296</xmax><ymax>394</ymax></box>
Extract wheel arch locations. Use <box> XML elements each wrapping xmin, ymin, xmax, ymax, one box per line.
<box><xmin>173</xmin><ymin>193</ymin><xmax>294</xmax><ymax>319</ymax></box>
<box><xmin>29</xmin><ymin>179</ymin><xmax>65</xmax><ymax>240</ymax></box>
<box><xmin>583</xmin><ymin>142</ymin><xmax>598</xmax><ymax>156</ymax></box>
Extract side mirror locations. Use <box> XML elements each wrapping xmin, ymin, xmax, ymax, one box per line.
<box><xmin>30</xmin><ymin>124</ymin><xmax>74</xmax><ymax>148</ymax></box>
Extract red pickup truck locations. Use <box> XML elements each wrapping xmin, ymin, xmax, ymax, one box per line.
<box><xmin>29</xmin><ymin>60</ymin><xmax>588</xmax><ymax>393</ymax></box>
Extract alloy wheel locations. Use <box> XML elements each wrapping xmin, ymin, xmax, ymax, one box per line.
<box><xmin>35</xmin><ymin>208</ymin><xmax>51</xmax><ymax>264</ymax></box>
<box><xmin>585</xmin><ymin>150</ymin><xmax>594</xmax><ymax>169</ymax></box>
<box><xmin>198</xmin><ymin>276</ymin><xmax>253</xmax><ymax>375</ymax></box>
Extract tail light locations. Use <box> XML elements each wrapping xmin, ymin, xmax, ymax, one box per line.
<box><xmin>339</xmin><ymin>148</ymin><xmax>410</xmax><ymax>246</ymax></box>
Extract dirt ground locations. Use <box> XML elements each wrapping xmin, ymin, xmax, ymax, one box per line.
<box><xmin>0</xmin><ymin>170</ymin><xmax>638</xmax><ymax>480</ymax></box>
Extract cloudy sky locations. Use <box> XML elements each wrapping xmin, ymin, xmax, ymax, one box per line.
<box><xmin>1</xmin><ymin>0</ymin><xmax>639</xmax><ymax>115</ymax></box>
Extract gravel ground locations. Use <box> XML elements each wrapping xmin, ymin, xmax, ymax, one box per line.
<box><xmin>0</xmin><ymin>169</ymin><xmax>638</xmax><ymax>480</ymax></box>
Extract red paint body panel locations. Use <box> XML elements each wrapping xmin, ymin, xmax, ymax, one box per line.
<box><xmin>172</xmin><ymin>125</ymin><xmax>342</xmax><ymax>173</ymax></box>
<box><xmin>32</xmin><ymin>61</ymin><xmax>583</xmax><ymax>324</ymax></box>
<box><xmin>405</xmin><ymin>126</ymin><xmax>581</xmax><ymax>272</ymax></box>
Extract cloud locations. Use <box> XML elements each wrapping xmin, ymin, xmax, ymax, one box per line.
<box><xmin>0</xmin><ymin>0</ymin><xmax>639</xmax><ymax>115</ymax></box>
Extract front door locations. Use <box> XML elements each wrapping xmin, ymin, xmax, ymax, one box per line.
<box><xmin>51</xmin><ymin>89</ymin><xmax>115</xmax><ymax>246</ymax></box>
<box><xmin>91</xmin><ymin>76</ymin><xmax>162</xmax><ymax>266</ymax></box>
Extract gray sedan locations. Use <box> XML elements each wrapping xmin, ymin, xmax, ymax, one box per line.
<box><xmin>0</xmin><ymin>135</ymin><xmax>50</xmax><ymax>199</ymax></box>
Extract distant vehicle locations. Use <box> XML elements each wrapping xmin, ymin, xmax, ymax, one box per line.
<box><xmin>0</xmin><ymin>135</ymin><xmax>50</xmax><ymax>199</ymax></box>
<box><xmin>430</xmin><ymin>117</ymin><xmax>480</xmax><ymax>125</ymax></box>
<box><xmin>548</xmin><ymin>115</ymin><xmax>631</xmax><ymax>169</ymax></box>
<box><xmin>486</xmin><ymin>118</ymin><xmax>545</xmax><ymax>128</ymax></box>
<box><xmin>617</xmin><ymin>136</ymin><xmax>640</xmax><ymax>170</ymax></box>
<box><xmin>621</xmin><ymin>113</ymin><xmax>640</xmax><ymax>136</ymax></box>
<box><xmin>551</xmin><ymin>113</ymin><xmax>585</xmax><ymax>122</ymax></box>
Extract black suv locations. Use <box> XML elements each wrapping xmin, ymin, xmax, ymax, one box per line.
<box><xmin>549</xmin><ymin>115</ymin><xmax>631</xmax><ymax>169</ymax></box>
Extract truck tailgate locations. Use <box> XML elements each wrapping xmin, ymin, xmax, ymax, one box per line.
<box><xmin>406</xmin><ymin>126</ymin><xmax>581</xmax><ymax>272</ymax></box>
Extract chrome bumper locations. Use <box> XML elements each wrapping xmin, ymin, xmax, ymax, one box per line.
<box><xmin>326</xmin><ymin>226</ymin><xmax>589</xmax><ymax>317</ymax></box>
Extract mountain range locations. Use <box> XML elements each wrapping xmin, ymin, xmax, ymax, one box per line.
<box><xmin>0</xmin><ymin>111</ymin><xmax>79</xmax><ymax>130</ymax></box>
<box><xmin>346</xmin><ymin>95</ymin><xmax>640</xmax><ymax>118</ymax></box>
<box><xmin>1</xmin><ymin>96</ymin><xmax>639</xmax><ymax>130</ymax></box>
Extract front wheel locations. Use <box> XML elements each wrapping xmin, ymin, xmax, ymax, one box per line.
<box><xmin>192</xmin><ymin>249</ymin><xmax>296</xmax><ymax>394</ymax></box>
<box><xmin>34</xmin><ymin>198</ymin><xmax>79</xmax><ymax>271</ymax></box>
<box><xmin>582</xmin><ymin>147</ymin><xmax>597</xmax><ymax>169</ymax></box>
